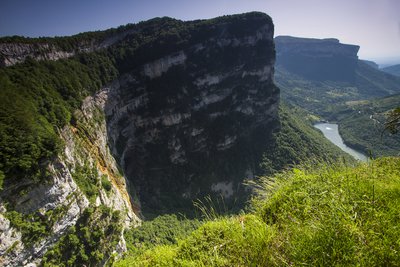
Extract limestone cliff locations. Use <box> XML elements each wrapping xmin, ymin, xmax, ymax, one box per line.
<box><xmin>0</xmin><ymin>26</ymin><xmax>137</xmax><ymax>67</ymax></box>
<box><xmin>0</xmin><ymin>12</ymin><xmax>279</xmax><ymax>265</ymax></box>
<box><xmin>0</xmin><ymin>43</ymin><xmax>75</xmax><ymax>67</ymax></box>
<box><xmin>104</xmin><ymin>12</ymin><xmax>279</xmax><ymax>213</ymax></box>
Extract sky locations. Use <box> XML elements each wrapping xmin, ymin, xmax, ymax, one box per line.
<box><xmin>1</xmin><ymin>0</ymin><xmax>400</xmax><ymax>65</ymax></box>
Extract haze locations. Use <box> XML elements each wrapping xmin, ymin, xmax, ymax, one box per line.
<box><xmin>1</xmin><ymin>0</ymin><xmax>399</xmax><ymax>65</ymax></box>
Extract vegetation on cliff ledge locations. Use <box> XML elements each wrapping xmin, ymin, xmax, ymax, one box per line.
<box><xmin>0</xmin><ymin>53</ymin><xmax>117</xmax><ymax>186</ymax></box>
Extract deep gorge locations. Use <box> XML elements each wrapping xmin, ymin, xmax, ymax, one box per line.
<box><xmin>0</xmin><ymin>12</ymin><xmax>281</xmax><ymax>265</ymax></box>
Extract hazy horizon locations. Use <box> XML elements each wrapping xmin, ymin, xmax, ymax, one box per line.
<box><xmin>1</xmin><ymin>0</ymin><xmax>399</xmax><ymax>65</ymax></box>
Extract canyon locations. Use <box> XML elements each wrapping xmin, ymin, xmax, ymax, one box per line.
<box><xmin>0</xmin><ymin>12</ymin><xmax>279</xmax><ymax>265</ymax></box>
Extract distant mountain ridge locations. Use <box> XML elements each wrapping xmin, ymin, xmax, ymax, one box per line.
<box><xmin>382</xmin><ymin>64</ymin><xmax>400</xmax><ymax>77</ymax></box>
<box><xmin>275</xmin><ymin>35</ymin><xmax>400</xmax><ymax>101</ymax></box>
<box><xmin>361</xmin><ymin>59</ymin><xmax>379</xmax><ymax>69</ymax></box>
<box><xmin>275</xmin><ymin>35</ymin><xmax>359</xmax><ymax>82</ymax></box>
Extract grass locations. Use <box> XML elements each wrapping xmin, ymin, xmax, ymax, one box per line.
<box><xmin>115</xmin><ymin>157</ymin><xmax>400</xmax><ymax>266</ymax></box>
<box><xmin>117</xmin><ymin>214</ymin><xmax>276</xmax><ymax>267</ymax></box>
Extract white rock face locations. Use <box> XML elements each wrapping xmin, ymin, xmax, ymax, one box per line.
<box><xmin>235</xmin><ymin>105</ymin><xmax>254</xmax><ymax>115</ymax></box>
<box><xmin>143</xmin><ymin>51</ymin><xmax>187</xmax><ymax>78</ymax></box>
<box><xmin>0</xmin><ymin>207</ymin><xmax>23</xmax><ymax>265</ymax></box>
<box><xmin>194</xmin><ymin>89</ymin><xmax>233</xmax><ymax>110</ymax></box>
<box><xmin>242</xmin><ymin>65</ymin><xmax>273</xmax><ymax>81</ymax></box>
<box><xmin>69</xmin><ymin>89</ymin><xmax>141</xmax><ymax>228</ymax></box>
<box><xmin>162</xmin><ymin>113</ymin><xmax>191</xmax><ymax>126</ymax></box>
<box><xmin>211</xmin><ymin>182</ymin><xmax>234</xmax><ymax>198</ymax></box>
<box><xmin>0</xmin><ymin>88</ymin><xmax>140</xmax><ymax>266</ymax></box>
<box><xmin>0</xmin><ymin>43</ymin><xmax>75</xmax><ymax>67</ymax></box>
<box><xmin>216</xmin><ymin>25</ymin><xmax>273</xmax><ymax>48</ymax></box>
<box><xmin>0</xmin><ymin>27</ymin><xmax>139</xmax><ymax>67</ymax></box>
<box><xmin>195</xmin><ymin>74</ymin><xmax>225</xmax><ymax>86</ymax></box>
<box><xmin>169</xmin><ymin>138</ymin><xmax>186</xmax><ymax>164</ymax></box>
<box><xmin>216</xmin><ymin>135</ymin><xmax>237</xmax><ymax>150</ymax></box>
<box><xmin>0</xmin><ymin>159</ymin><xmax>90</xmax><ymax>266</ymax></box>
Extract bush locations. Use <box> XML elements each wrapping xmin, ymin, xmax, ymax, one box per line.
<box><xmin>101</xmin><ymin>175</ymin><xmax>112</xmax><ymax>192</ymax></box>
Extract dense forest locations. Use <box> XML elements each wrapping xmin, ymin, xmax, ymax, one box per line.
<box><xmin>0</xmin><ymin>53</ymin><xmax>117</xmax><ymax>190</ymax></box>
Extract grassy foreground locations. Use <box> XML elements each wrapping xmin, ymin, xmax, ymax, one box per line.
<box><xmin>116</xmin><ymin>157</ymin><xmax>400</xmax><ymax>266</ymax></box>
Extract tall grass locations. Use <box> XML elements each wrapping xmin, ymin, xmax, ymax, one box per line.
<box><xmin>116</xmin><ymin>157</ymin><xmax>400</xmax><ymax>266</ymax></box>
<box><xmin>193</xmin><ymin>195</ymin><xmax>228</xmax><ymax>221</ymax></box>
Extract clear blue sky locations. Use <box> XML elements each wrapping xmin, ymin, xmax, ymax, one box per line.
<box><xmin>1</xmin><ymin>0</ymin><xmax>399</xmax><ymax>64</ymax></box>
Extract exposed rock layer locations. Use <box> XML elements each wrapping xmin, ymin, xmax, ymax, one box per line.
<box><xmin>0</xmin><ymin>27</ymin><xmax>137</xmax><ymax>67</ymax></box>
<box><xmin>0</xmin><ymin>90</ymin><xmax>140</xmax><ymax>266</ymax></box>
<box><xmin>104</xmin><ymin>13</ymin><xmax>279</xmax><ymax>213</ymax></box>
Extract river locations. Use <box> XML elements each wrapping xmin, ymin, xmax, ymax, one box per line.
<box><xmin>314</xmin><ymin>123</ymin><xmax>368</xmax><ymax>162</ymax></box>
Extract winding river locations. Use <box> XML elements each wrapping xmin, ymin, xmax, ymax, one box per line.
<box><xmin>314</xmin><ymin>123</ymin><xmax>368</xmax><ymax>162</ymax></box>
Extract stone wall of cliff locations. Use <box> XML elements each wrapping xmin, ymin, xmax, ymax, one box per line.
<box><xmin>104</xmin><ymin>13</ymin><xmax>279</xmax><ymax>214</ymax></box>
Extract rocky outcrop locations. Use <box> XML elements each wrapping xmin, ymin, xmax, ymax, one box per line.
<box><xmin>104</xmin><ymin>12</ymin><xmax>279</xmax><ymax>214</ymax></box>
<box><xmin>0</xmin><ymin>90</ymin><xmax>140</xmax><ymax>266</ymax></box>
<box><xmin>0</xmin><ymin>27</ymin><xmax>137</xmax><ymax>67</ymax></box>
<box><xmin>0</xmin><ymin>43</ymin><xmax>75</xmax><ymax>67</ymax></box>
<box><xmin>275</xmin><ymin>36</ymin><xmax>360</xmax><ymax>82</ymax></box>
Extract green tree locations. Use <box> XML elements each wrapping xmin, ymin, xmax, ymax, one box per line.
<box><xmin>385</xmin><ymin>107</ymin><xmax>400</xmax><ymax>134</ymax></box>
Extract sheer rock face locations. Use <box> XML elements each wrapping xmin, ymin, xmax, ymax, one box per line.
<box><xmin>275</xmin><ymin>36</ymin><xmax>360</xmax><ymax>82</ymax></box>
<box><xmin>104</xmin><ymin>13</ymin><xmax>279</xmax><ymax>213</ymax></box>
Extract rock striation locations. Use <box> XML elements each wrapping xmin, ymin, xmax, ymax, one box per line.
<box><xmin>0</xmin><ymin>89</ymin><xmax>140</xmax><ymax>266</ymax></box>
<box><xmin>0</xmin><ymin>27</ymin><xmax>137</xmax><ymax>67</ymax></box>
<box><xmin>0</xmin><ymin>43</ymin><xmax>75</xmax><ymax>67</ymax></box>
<box><xmin>104</xmin><ymin>12</ymin><xmax>279</xmax><ymax>213</ymax></box>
